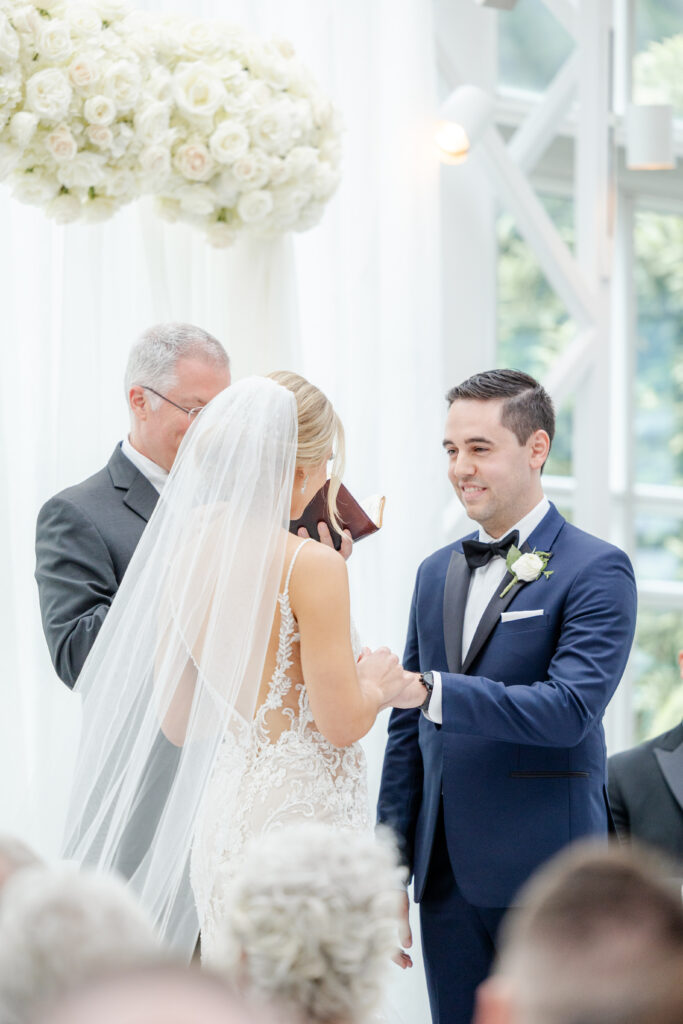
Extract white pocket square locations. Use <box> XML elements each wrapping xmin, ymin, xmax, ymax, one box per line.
<box><xmin>501</xmin><ymin>610</ymin><xmax>544</xmax><ymax>622</ymax></box>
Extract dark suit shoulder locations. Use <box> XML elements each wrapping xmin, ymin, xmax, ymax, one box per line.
<box><xmin>556</xmin><ymin>521</ymin><xmax>633</xmax><ymax>565</ymax></box>
<box><xmin>40</xmin><ymin>464</ymin><xmax>115</xmax><ymax>517</ymax></box>
<box><xmin>610</xmin><ymin>722</ymin><xmax>683</xmax><ymax>773</ymax></box>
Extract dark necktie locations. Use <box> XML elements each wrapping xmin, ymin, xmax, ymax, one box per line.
<box><xmin>461</xmin><ymin>530</ymin><xmax>520</xmax><ymax>571</ymax></box>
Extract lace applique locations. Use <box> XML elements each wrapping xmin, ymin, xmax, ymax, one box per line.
<box><xmin>191</xmin><ymin>540</ymin><xmax>369</xmax><ymax>959</ymax></box>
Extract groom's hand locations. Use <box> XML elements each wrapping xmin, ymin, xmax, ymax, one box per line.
<box><xmin>390</xmin><ymin>671</ymin><xmax>429</xmax><ymax>710</ymax></box>
<box><xmin>392</xmin><ymin>890</ymin><xmax>413</xmax><ymax>969</ymax></box>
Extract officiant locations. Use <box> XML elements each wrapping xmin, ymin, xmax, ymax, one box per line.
<box><xmin>35</xmin><ymin>322</ymin><xmax>231</xmax><ymax>689</ymax></box>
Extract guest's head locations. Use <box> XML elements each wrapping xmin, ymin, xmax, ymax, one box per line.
<box><xmin>474</xmin><ymin>841</ymin><xmax>683</xmax><ymax>1024</ymax></box>
<box><xmin>0</xmin><ymin>835</ymin><xmax>42</xmax><ymax>893</ymax></box>
<box><xmin>0</xmin><ymin>866</ymin><xmax>163</xmax><ymax>1024</ymax></box>
<box><xmin>444</xmin><ymin>369</ymin><xmax>555</xmax><ymax>537</ymax></box>
<box><xmin>126</xmin><ymin>323</ymin><xmax>231</xmax><ymax>471</ymax></box>
<box><xmin>211</xmin><ymin>823</ymin><xmax>404</xmax><ymax>1024</ymax></box>
<box><xmin>32</xmin><ymin>965</ymin><xmax>273</xmax><ymax>1024</ymax></box>
<box><xmin>268</xmin><ymin>371</ymin><xmax>345</xmax><ymax>531</ymax></box>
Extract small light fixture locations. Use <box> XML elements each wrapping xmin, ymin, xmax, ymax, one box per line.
<box><xmin>435</xmin><ymin>85</ymin><xmax>494</xmax><ymax>165</ymax></box>
<box><xmin>625</xmin><ymin>104</ymin><xmax>675</xmax><ymax>170</ymax></box>
<box><xmin>474</xmin><ymin>0</ymin><xmax>519</xmax><ymax>9</ymax></box>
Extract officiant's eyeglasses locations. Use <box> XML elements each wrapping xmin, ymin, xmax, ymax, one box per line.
<box><xmin>142</xmin><ymin>386</ymin><xmax>205</xmax><ymax>422</ymax></box>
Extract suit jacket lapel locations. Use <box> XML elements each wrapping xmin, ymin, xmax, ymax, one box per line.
<box><xmin>461</xmin><ymin>539</ymin><xmax>532</xmax><ymax>675</ymax></box>
<box><xmin>107</xmin><ymin>443</ymin><xmax>159</xmax><ymax>523</ymax></box>
<box><xmin>443</xmin><ymin>550</ymin><xmax>471</xmax><ymax>673</ymax></box>
<box><xmin>654</xmin><ymin>740</ymin><xmax>683</xmax><ymax>815</ymax></box>
<box><xmin>460</xmin><ymin>503</ymin><xmax>566</xmax><ymax>676</ymax></box>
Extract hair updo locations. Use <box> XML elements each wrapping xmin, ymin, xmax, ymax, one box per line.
<box><xmin>268</xmin><ymin>371</ymin><xmax>345</xmax><ymax>535</ymax></box>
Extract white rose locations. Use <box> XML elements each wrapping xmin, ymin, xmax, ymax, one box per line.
<box><xmin>57</xmin><ymin>151</ymin><xmax>106</xmax><ymax>189</ymax></box>
<box><xmin>223</xmin><ymin>83</ymin><xmax>252</xmax><ymax>116</ymax></box>
<box><xmin>182</xmin><ymin>21</ymin><xmax>222</xmax><ymax>59</ymax></box>
<box><xmin>272</xmin><ymin>36</ymin><xmax>296</xmax><ymax>61</ymax></box>
<box><xmin>269</xmin><ymin>157</ymin><xmax>289</xmax><ymax>186</ymax></box>
<box><xmin>250</xmin><ymin>101</ymin><xmax>293</xmax><ymax>155</ymax></box>
<box><xmin>7</xmin><ymin>6</ymin><xmax>40</xmax><ymax>36</ymax></box>
<box><xmin>86</xmin><ymin>124</ymin><xmax>113</xmax><ymax>148</ymax></box>
<box><xmin>110</xmin><ymin>122</ymin><xmax>134</xmax><ymax>159</ymax></box>
<box><xmin>175</xmin><ymin>183</ymin><xmax>215</xmax><ymax>217</ymax></box>
<box><xmin>172</xmin><ymin>62</ymin><xmax>226</xmax><ymax>119</ymax></box>
<box><xmin>26</xmin><ymin>68</ymin><xmax>73</xmax><ymax>121</ymax></box>
<box><xmin>206</xmin><ymin>222</ymin><xmax>237</xmax><ymax>248</ymax></box>
<box><xmin>284</xmin><ymin>145</ymin><xmax>317</xmax><ymax>180</ymax></box>
<box><xmin>36</xmin><ymin>19</ymin><xmax>73</xmax><ymax>63</ymax></box>
<box><xmin>0</xmin><ymin>141</ymin><xmax>19</xmax><ymax>178</ymax></box>
<box><xmin>68</xmin><ymin>55</ymin><xmax>101</xmax><ymax>91</ymax></box>
<box><xmin>289</xmin><ymin>96</ymin><xmax>313</xmax><ymax>139</ymax></box>
<box><xmin>0</xmin><ymin>68</ymin><xmax>21</xmax><ymax>108</ymax></box>
<box><xmin>237</xmin><ymin>188</ymin><xmax>273</xmax><ymax>224</ymax></box>
<box><xmin>65</xmin><ymin>6</ymin><xmax>102</xmax><ymax>36</ymax></box>
<box><xmin>46</xmin><ymin>191</ymin><xmax>81</xmax><ymax>223</ymax></box>
<box><xmin>294</xmin><ymin>199</ymin><xmax>325</xmax><ymax>231</ymax></box>
<box><xmin>273</xmin><ymin>183</ymin><xmax>310</xmax><ymax>215</ymax></box>
<box><xmin>231</xmin><ymin>147</ymin><xmax>270</xmax><ymax>189</ymax></box>
<box><xmin>209</xmin><ymin>120</ymin><xmax>249</xmax><ymax>164</ymax></box>
<box><xmin>0</xmin><ymin>14</ymin><xmax>20</xmax><ymax>65</ymax></box>
<box><xmin>82</xmin><ymin>196</ymin><xmax>116</xmax><ymax>222</ymax></box>
<box><xmin>9</xmin><ymin>111</ymin><xmax>37</xmax><ymax>147</ymax></box>
<box><xmin>510</xmin><ymin>552</ymin><xmax>545</xmax><ymax>582</ymax></box>
<box><xmin>213</xmin><ymin>169</ymin><xmax>239</xmax><ymax>206</ymax></box>
<box><xmin>174</xmin><ymin>141</ymin><xmax>214</xmax><ymax>182</ymax></box>
<box><xmin>103</xmin><ymin>60</ymin><xmax>141</xmax><ymax>113</ymax></box>
<box><xmin>146</xmin><ymin>66</ymin><xmax>172</xmax><ymax>102</ymax></box>
<box><xmin>248</xmin><ymin>44</ymin><xmax>291</xmax><ymax>89</ymax></box>
<box><xmin>46</xmin><ymin>124</ymin><xmax>78</xmax><ymax>162</ymax></box>
<box><xmin>311</xmin><ymin>162</ymin><xmax>339</xmax><ymax>201</ymax></box>
<box><xmin>134</xmin><ymin>101</ymin><xmax>170</xmax><ymax>143</ymax></box>
<box><xmin>138</xmin><ymin>144</ymin><xmax>171</xmax><ymax>186</ymax></box>
<box><xmin>83</xmin><ymin>95</ymin><xmax>116</xmax><ymax>126</ymax></box>
<box><xmin>155</xmin><ymin>195</ymin><xmax>180</xmax><ymax>222</ymax></box>
<box><xmin>11</xmin><ymin>169</ymin><xmax>59</xmax><ymax>204</ymax></box>
<box><xmin>96</xmin><ymin>0</ymin><xmax>131</xmax><ymax>19</ymax></box>
<box><xmin>103</xmin><ymin>167</ymin><xmax>135</xmax><ymax>198</ymax></box>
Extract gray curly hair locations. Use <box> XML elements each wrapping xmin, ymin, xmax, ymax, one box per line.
<box><xmin>0</xmin><ymin>867</ymin><xmax>164</xmax><ymax>1024</ymax></box>
<box><xmin>212</xmin><ymin>823</ymin><xmax>406</xmax><ymax>1024</ymax></box>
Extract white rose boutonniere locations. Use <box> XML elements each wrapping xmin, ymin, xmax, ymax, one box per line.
<box><xmin>500</xmin><ymin>547</ymin><xmax>553</xmax><ymax>599</ymax></box>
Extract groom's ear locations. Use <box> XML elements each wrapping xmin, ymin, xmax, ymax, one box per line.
<box><xmin>473</xmin><ymin>977</ymin><xmax>516</xmax><ymax>1024</ymax></box>
<box><xmin>528</xmin><ymin>429</ymin><xmax>550</xmax><ymax>471</ymax></box>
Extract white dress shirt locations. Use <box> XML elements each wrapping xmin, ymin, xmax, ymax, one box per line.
<box><xmin>121</xmin><ymin>436</ymin><xmax>169</xmax><ymax>495</ymax></box>
<box><xmin>425</xmin><ymin>495</ymin><xmax>550</xmax><ymax>725</ymax></box>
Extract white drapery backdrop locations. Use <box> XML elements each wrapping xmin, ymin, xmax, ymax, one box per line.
<box><xmin>1</xmin><ymin>2</ymin><xmax>444</xmax><ymax>1017</ymax></box>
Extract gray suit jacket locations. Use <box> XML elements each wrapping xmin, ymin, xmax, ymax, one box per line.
<box><xmin>35</xmin><ymin>443</ymin><xmax>159</xmax><ymax>688</ymax></box>
<box><xmin>608</xmin><ymin>722</ymin><xmax>683</xmax><ymax>869</ymax></box>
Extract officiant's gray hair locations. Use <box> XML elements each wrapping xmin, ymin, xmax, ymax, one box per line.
<box><xmin>212</xmin><ymin>823</ymin><xmax>405</xmax><ymax>1024</ymax></box>
<box><xmin>125</xmin><ymin>323</ymin><xmax>229</xmax><ymax>410</ymax></box>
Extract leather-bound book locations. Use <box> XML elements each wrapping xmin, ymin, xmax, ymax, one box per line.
<box><xmin>290</xmin><ymin>481</ymin><xmax>385</xmax><ymax>551</ymax></box>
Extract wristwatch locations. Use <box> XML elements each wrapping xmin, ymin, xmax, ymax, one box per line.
<box><xmin>419</xmin><ymin>671</ymin><xmax>434</xmax><ymax>713</ymax></box>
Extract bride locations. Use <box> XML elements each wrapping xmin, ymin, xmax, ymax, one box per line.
<box><xmin>62</xmin><ymin>372</ymin><xmax>419</xmax><ymax>958</ymax></box>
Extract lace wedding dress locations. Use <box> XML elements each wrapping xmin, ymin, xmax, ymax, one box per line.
<box><xmin>191</xmin><ymin>539</ymin><xmax>370</xmax><ymax>959</ymax></box>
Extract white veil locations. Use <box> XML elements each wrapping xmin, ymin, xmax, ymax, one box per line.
<box><xmin>61</xmin><ymin>377</ymin><xmax>297</xmax><ymax>956</ymax></box>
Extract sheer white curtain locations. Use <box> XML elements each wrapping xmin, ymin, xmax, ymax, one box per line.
<box><xmin>1</xmin><ymin>2</ymin><xmax>441</xmax><ymax>1016</ymax></box>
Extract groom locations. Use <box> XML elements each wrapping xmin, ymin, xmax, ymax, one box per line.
<box><xmin>378</xmin><ymin>369</ymin><xmax>638</xmax><ymax>1024</ymax></box>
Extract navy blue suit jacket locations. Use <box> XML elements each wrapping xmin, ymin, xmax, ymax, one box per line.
<box><xmin>377</xmin><ymin>503</ymin><xmax>637</xmax><ymax>908</ymax></box>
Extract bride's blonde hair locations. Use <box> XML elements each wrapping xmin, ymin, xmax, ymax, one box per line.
<box><xmin>268</xmin><ymin>371</ymin><xmax>345</xmax><ymax>536</ymax></box>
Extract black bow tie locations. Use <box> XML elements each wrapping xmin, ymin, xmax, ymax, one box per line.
<box><xmin>462</xmin><ymin>530</ymin><xmax>520</xmax><ymax>571</ymax></box>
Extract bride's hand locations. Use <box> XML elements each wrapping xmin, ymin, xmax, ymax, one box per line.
<box><xmin>356</xmin><ymin>647</ymin><xmax>406</xmax><ymax>708</ymax></box>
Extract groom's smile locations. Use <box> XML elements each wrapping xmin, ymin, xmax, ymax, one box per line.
<box><xmin>443</xmin><ymin>397</ymin><xmax>548</xmax><ymax>538</ymax></box>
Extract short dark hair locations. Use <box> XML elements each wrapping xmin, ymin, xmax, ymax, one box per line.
<box><xmin>446</xmin><ymin>369</ymin><xmax>555</xmax><ymax>449</ymax></box>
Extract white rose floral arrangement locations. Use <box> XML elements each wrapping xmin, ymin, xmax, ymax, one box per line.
<box><xmin>0</xmin><ymin>0</ymin><xmax>342</xmax><ymax>243</ymax></box>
